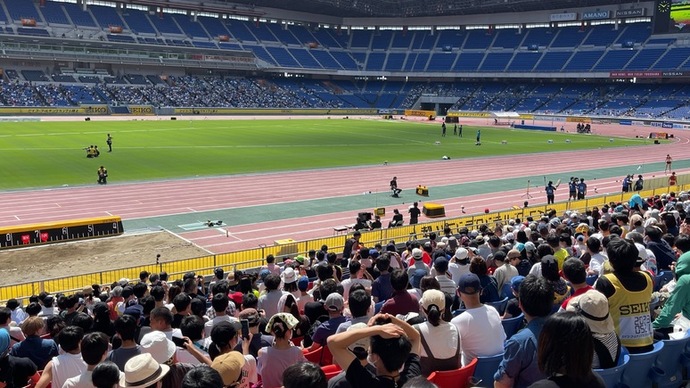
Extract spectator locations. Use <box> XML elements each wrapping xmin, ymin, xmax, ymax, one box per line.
<box><xmin>494</xmin><ymin>275</ymin><xmax>553</xmax><ymax>388</ymax></box>
<box><xmin>311</xmin><ymin>293</ymin><xmax>347</xmax><ymax>347</ymax></box>
<box><xmin>63</xmin><ymin>332</ymin><xmax>110</xmax><ymax>388</ymax></box>
<box><xmin>451</xmin><ymin>273</ymin><xmax>505</xmax><ymax>365</ymax></box>
<box><xmin>415</xmin><ymin>289</ymin><xmax>461</xmax><ymax>376</ymax></box>
<box><xmin>448</xmin><ymin>248</ymin><xmax>471</xmax><ymax>286</ymax></box>
<box><xmin>406</xmin><ymin>249</ymin><xmax>430</xmax><ymax>279</ymax></box>
<box><xmin>177</xmin><ymin>316</ymin><xmax>210</xmax><ymax>365</ymax></box>
<box><xmin>108</xmin><ymin>315</ymin><xmax>141</xmax><ymax>371</ymax></box>
<box><xmin>296</xmin><ymin>276</ymin><xmax>312</xmax><ymax>313</ymax></box>
<box><xmin>645</xmin><ymin>226</ymin><xmax>676</xmax><ymax>270</ymax></box>
<box><xmin>91</xmin><ymin>361</ymin><xmax>122</xmax><ymax>388</ymax></box>
<box><xmin>540</xmin><ymin>255</ymin><xmax>571</xmax><ymax>309</ymax></box>
<box><xmin>140</xmin><ymin>330</ymin><xmax>209</xmax><ymax>388</ymax></box>
<box><xmin>595</xmin><ymin>238</ymin><xmax>654</xmax><ymax>353</ymax></box>
<box><xmin>211</xmin><ymin>349</ymin><xmax>257</xmax><ymax>388</ymax></box>
<box><xmin>495</xmin><ymin>250</ymin><xmax>520</xmax><ymax>292</ymax></box>
<box><xmin>432</xmin><ymin>258</ymin><xmax>457</xmax><ymax>296</ymax></box>
<box><xmin>10</xmin><ymin>316</ymin><xmax>58</xmax><ymax>370</ymax></box>
<box><xmin>36</xmin><ymin>326</ymin><xmax>87</xmax><ymax>388</ymax></box>
<box><xmin>204</xmin><ymin>293</ymin><xmax>236</xmax><ymax>337</ymax></box>
<box><xmin>0</xmin><ymin>307</ymin><xmax>25</xmax><ymax>348</ymax></box>
<box><xmin>6</xmin><ymin>299</ymin><xmax>27</xmax><ymax>326</ymax></box>
<box><xmin>283</xmin><ymin>362</ymin><xmax>327</xmax><ymax>388</ymax></box>
<box><xmin>503</xmin><ymin>276</ymin><xmax>525</xmax><ymax>319</ymax></box>
<box><xmin>120</xmin><ymin>354</ymin><xmax>169</xmax><ymax>388</ymax></box>
<box><xmin>371</xmin><ymin>254</ymin><xmax>393</xmax><ymax>302</ymax></box>
<box><xmin>586</xmin><ymin>237</ymin><xmax>606</xmax><ymax>276</ymax></box>
<box><xmin>530</xmin><ymin>312</ymin><xmax>606</xmax><ymax>387</ymax></box>
<box><xmin>181</xmin><ymin>365</ymin><xmax>223</xmax><ymax>388</ymax></box>
<box><xmin>469</xmin><ymin>257</ymin><xmax>500</xmax><ymax>303</ymax></box>
<box><xmin>337</xmin><ymin>289</ymin><xmax>371</xmax><ymax>334</ymax></box>
<box><xmin>0</xmin><ymin>328</ymin><xmax>37</xmax><ymax>388</ymax></box>
<box><xmin>559</xmin><ymin>258</ymin><xmax>592</xmax><ymax>310</ymax></box>
<box><xmin>233</xmin><ymin>308</ymin><xmax>271</xmax><ymax>358</ymax></box>
<box><xmin>341</xmin><ymin>261</ymin><xmax>372</xmax><ymax>301</ymax></box>
<box><xmin>653</xmin><ymin>235</ymin><xmax>690</xmax><ymax>338</ymax></box>
<box><xmin>277</xmin><ymin>294</ymin><xmax>311</xmax><ymax>339</ymax></box>
<box><xmin>257</xmin><ymin>313</ymin><xmax>306</xmax><ymax>388</ymax></box>
<box><xmin>565</xmin><ymin>290</ymin><xmax>621</xmax><ymax>369</ymax></box>
<box><xmin>381</xmin><ymin>270</ymin><xmax>419</xmax><ymax>316</ymax></box>
<box><xmin>258</xmin><ymin>274</ymin><xmax>288</xmax><ymax>319</ymax></box>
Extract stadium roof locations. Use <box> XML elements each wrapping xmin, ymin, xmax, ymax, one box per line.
<box><xmin>213</xmin><ymin>0</ymin><xmax>636</xmax><ymax>18</ymax></box>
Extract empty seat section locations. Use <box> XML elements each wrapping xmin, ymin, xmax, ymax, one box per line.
<box><xmin>365</xmin><ymin>52</ymin><xmax>386</xmax><ymax>71</ymax></box>
<box><xmin>267</xmin><ymin>24</ymin><xmax>299</xmax><ymax>45</ymax></box>
<box><xmin>436</xmin><ymin>29</ymin><xmax>464</xmax><ymax>49</ymax></box>
<box><xmin>385</xmin><ymin>53</ymin><xmax>406</xmax><ymax>71</ymax></box>
<box><xmin>656</xmin><ymin>47</ymin><xmax>690</xmax><ymax>70</ymax></box>
<box><xmin>51</xmin><ymin>74</ymin><xmax>76</xmax><ymax>82</ymax></box>
<box><xmin>583</xmin><ymin>25</ymin><xmax>621</xmax><ymax>46</ymax></box>
<box><xmin>464</xmin><ymin>30</ymin><xmax>494</xmax><ymax>49</ymax></box>
<box><xmin>480</xmin><ymin>52</ymin><xmax>512</xmax><ymax>71</ymax></box>
<box><xmin>17</xmin><ymin>27</ymin><xmax>49</xmax><ymax>36</ymax></box>
<box><xmin>350</xmin><ymin>30</ymin><xmax>372</xmax><ymax>48</ymax></box>
<box><xmin>371</xmin><ymin>30</ymin><xmax>393</xmax><ymax>50</ymax></box>
<box><xmin>507</xmin><ymin>52</ymin><xmax>541</xmax><ymax>71</ymax></box>
<box><xmin>125</xmin><ymin>74</ymin><xmax>149</xmax><ymax>85</ymax></box>
<box><xmin>121</xmin><ymin>9</ymin><xmax>156</xmax><ymax>34</ymax></box>
<box><xmin>330</xmin><ymin>51</ymin><xmax>358</xmax><ymax>70</ymax></box>
<box><xmin>453</xmin><ymin>52</ymin><xmax>484</xmax><ymax>71</ymax></box>
<box><xmin>310</xmin><ymin>50</ymin><xmax>343</xmax><ymax>69</ymax></box>
<box><xmin>534</xmin><ymin>51</ymin><xmax>572</xmax><ymax>71</ymax></box>
<box><xmin>426</xmin><ymin>53</ymin><xmax>457</xmax><ymax>71</ymax></box>
<box><xmin>266</xmin><ymin>47</ymin><xmax>300</xmax><ymax>67</ymax></box>
<box><xmin>0</xmin><ymin>3</ymin><xmax>7</xmax><ymax>22</ymax></box>
<box><xmin>63</xmin><ymin>3</ymin><xmax>96</xmax><ymax>27</ymax></box>
<box><xmin>403</xmin><ymin>53</ymin><xmax>418</xmax><ymax>71</ymax></box>
<box><xmin>250</xmin><ymin>23</ymin><xmax>278</xmax><ymax>42</ymax></box>
<box><xmin>412</xmin><ymin>53</ymin><xmax>430</xmax><ymax>71</ymax></box>
<box><xmin>198</xmin><ymin>17</ymin><xmax>230</xmax><ymax>38</ymax></box>
<box><xmin>626</xmin><ymin>48</ymin><xmax>666</xmax><ymax>70</ymax></box>
<box><xmin>563</xmin><ymin>51</ymin><xmax>603</xmax><ymax>71</ymax></box>
<box><xmin>107</xmin><ymin>34</ymin><xmax>136</xmax><ymax>43</ymax></box>
<box><xmin>351</xmin><ymin>52</ymin><xmax>366</xmax><ymax>67</ymax></box>
<box><xmin>391</xmin><ymin>31</ymin><xmax>413</xmax><ymax>48</ymax></box>
<box><xmin>40</xmin><ymin>2</ymin><xmax>70</xmax><ymax>25</ymax></box>
<box><xmin>288</xmin><ymin>48</ymin><xmax>322</xmax><ymax>69</ymax></box>
<box><xmin>172</xmin><ymin>14</ymin><xmax>209</xmax><ymax>39</ymax></box>
<box><xmin>244</xmin><ymin>45</ymin><xmax>277</xmax><ymax>65</ymax></box>
<box><xmin>193</xmin><ymin>41</ymin><xmax>218</xmax><ymax>49</ymax></box>
<box><xmin>593</xmin><ymin>50</ymin><xmax>636</xmax><ymax>71</ymax></box>
<box><xmin>418</xmin><ymin>32</ymin><xmax>437</xmax><ymax>49</ymax></box>
<box><xmin>647</xmin><ymin>38</ymin><xmax>676</xmax><ymax>44</ymax></box>
<box><xmin>218</xmin><ymin>42</ymin><xmax>243</xmax><ymax>50</ymax></box>
<box><xmin>90</xmin><ymin>5</ymin><xmax>125</xmax><ymax>29</ymax></box>
<box><xmin>289</xmin><ymin>25</ymin><xmax>318</xmax><ymax>45</ymax></box>
<box><xmin>146</xmin><ymin>75</ymin><xmax>166</xmax><ymax>85</ymax></box>
<box><xmin>551</xmin><ymin>26</ymin><xmax>586</xmax><ymax>48</ymax></box>
<box><xmin>226</xmin><ymin>21</ymin><xmax>256</xmax><ymax>42</ymax></box>
<box><xmin>21</xmin><ymin>70</ymin><xmax>50</xmax><ymax>82</ymax></box>
<box><xmin>312</xmin><ymin>28</ymin><xmax>344</xmax><ymax>48</ymax></box>
<box><xmin>149</xmin><ymin>13</ymin><xmax>183</xmax><ymax>35</ymax></box>
<box><xmin>492</xmin><ymin>29</ymin><xmax>523</xmax><ymax>48</ymax></box>
<box><xmin>523</xmin><ymin>28</ymin><xmax>555</xmax><ymax>48</ymax></box>
<box><xmin>615</xmin><ymin>23</ymin><xmax>651</xmax><ymax>45</ymax></box>
<box><xmin>5</xmin><ymin>0</ymin><xmax>42</xmax><ymax>22</ymax></box>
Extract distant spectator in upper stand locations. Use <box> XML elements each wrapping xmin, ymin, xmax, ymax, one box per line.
<box><xmin>311</xmin><ymin>293</ymin><xmax>348</xmax><ymax>348</ymax></box>
<box><xmin>469</xmin><ymin>257</ymin><xmax>500</xmax><ymax>303</ymax></box>
<box><xmin>9</xmin><ymin>316</ymin><xmax>56</xmax><ymax>370</ymax></box>
<box><xmin>566</xmin><ymin>290</ymin><xmax>621</xmax><ymax>369</ymax></box>
<box><xmin>645</xmin><ymin>226</ymin><xmax>676</xmax><ymax>271</ymax></box>
<box><xmin>381</xmin><ymin>269</ymin><xmax>420</xmax><ymax>316</ymax></box>
<box><xmin>414</xmin><ymin>289</ymin><xmax>461</xmax><ymax>376</ymax></box>
<box><xmin>451</xmin><ymin>273</ymin><xmax>505</xmax><ymax>366</ymax></box>
<box><xmin>529</xmin><ymin>312</ymin><xmax>606</xmax><ymax>388</ymax></box>
<box><xmin>540</xmin><ymin>255</ymin><xmax>571</xmax><ymax>309</ymax></box>
<box><xmin>494</xmin><ymin>275</ymin><xmax>553</xmax><ymax>388</ymax></box>
<box><xmin>595</xmin><ymin>238</ymin><xmax>654</xmax><ymax>353</ymax></box>
<box><xmin>653</xmin><ymin>235</ymin><xmax>690</xmax><ymax>339</ymax></box>
<box><xmin>258</xmin><ymin>274</ymin><xmax>288</xmax><ymax>320</ymax></box>
<box><xmin>406</xmin><ymin>249</ymin><xmax>430</xmax><ymax>280</ymax></box>
<box><xmin>372</xmin><ymin>254</ymin><xmax>394</xmax><ymax>303</ymax></box>
<box><xmin>108</xmin><ymin>315</ymin><xmax>141</xmax><ymax>372</ymax></box>
<box><xmin>494</xmin><ymin>250</ymin><xmax>520</xmax><ymax>292</ymax></box>
<box><xmin>63</xmin><ymin>332</ymin><xmax>110</xmax><ymax>388</ymax></box>
<box><xmin>559</xmin><ymin>258</ymin><xmax>592</xmax><ymax>311</ymax></box>
<box><xmin>0</xmin><ymin>307</ymin><xmax>25</xmax><ymax>348</ymax></box>
<box><xmin>6</xmin><ymin>299</ymin><xmax>27</xmax><ymax>326</ymax></box>
<box><xmin>261</xmin><ymin>254</ymin><xmax>281</xmax><ymax>276</ymax></box>
<box><xmin>0</xmin><ymin>328</ymin><xmax>37</xmax><ymax>388</ymax></box>
<box><xmin>433</xmin><ymin>257</ymin><xmax>457</xmax><ymax>296</ymax></box>
<box><xmin>35</xmin><ymin>326</ymin><xmax>86</xmax><ymax>388</ymax></box>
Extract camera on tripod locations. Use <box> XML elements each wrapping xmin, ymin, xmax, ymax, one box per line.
<box><xmin>357</xmin><ymin>212</ymin><xmax>373</xmax><ymax>222</ymax></box>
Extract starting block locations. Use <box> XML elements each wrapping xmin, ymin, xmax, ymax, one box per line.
<box><xmin>423</xmin><ymin>203</ymin><xmax>446</xmax><ymax>218</ymax></box>
<box><xmin>501</xmin><ymin>140</ymin><xmax>507</xmax><ymax>144</ymax></box>
<box><xmin>416</xmin><ymin>185</ymin><xmax>429</xmax><ymax>196</ymax></box>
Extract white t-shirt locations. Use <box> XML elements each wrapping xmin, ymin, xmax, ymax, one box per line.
<box><xmin>494</xmin><ymin>264</ymin><xmax>519</xmax><ymax>292</ymax></box>
<box><xmin>436</xmin><ymin>275</ymin><xmax>457</xmax><ymax>296</ymax></box>
<box><xmin>340</xmin><ymin>278</ymin><xmax>372</xmax><ymax>301</ymax></box>
<box><xmin>447</xmin><ymin>262</ymin><xmax>470</xmax><ymax>286</ymax></box>
<box><xmin>62</xmin><ymin>370</ymin><xmax>94</xmax><ymax>388</ymax></box>
<box><xmin>258</xmin><ymin>290</ymin><xmax>288</xmax><ymax>319</ymax></box>
<box><xmin>416</xmin><ymin>321</ymin><xmax>460</xmax><ymax>359</ymax></box>
<box><xmin>51</xmin><ymin>352</ymin><xmax>87</xmax><ymax>388</ymax></box>
<box><xmin>451</xmin><ymin>304</ymin><xmax>506</xmax><ymax>366</ymax></box>
<box><xmin>204</xmin><ymin>315</ymin><xmax>238</xmax><ymax>337</ymax></box>
<box><xmin>238</xmin><ymin>355</ymin><xmax>258</xmax><ymax>388</ymax></box>
<box><xmin>589</xmin><ymin>253</ymin><xmax>607</xmax><ymax>275</ymax></box>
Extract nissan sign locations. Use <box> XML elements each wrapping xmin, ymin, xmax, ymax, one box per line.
<box><xmin>615</xmin><ymin>8</ymin><xmax>645</xmax><ymax>18</ymax></box>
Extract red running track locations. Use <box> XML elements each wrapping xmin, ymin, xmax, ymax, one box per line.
<box><xmin>0</xmin><ymin>121</ymin><xmax>688</xmax><ymax>254</ymax></box>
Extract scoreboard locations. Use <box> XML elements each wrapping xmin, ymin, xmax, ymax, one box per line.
<box><xmin>0</xmin><ymin>216</ymin><xmax>124</xmax><ymax>249</ymax></box>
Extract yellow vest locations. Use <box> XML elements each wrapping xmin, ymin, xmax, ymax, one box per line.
<box><xmin>604</xmin><ymin>272</ymin><xmax>654</xmax><ymax>348</ymax></box>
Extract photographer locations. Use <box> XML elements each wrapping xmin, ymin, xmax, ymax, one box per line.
<box><xmin>97</xmin><ymin>166</ymin><xmax>108</xmax><ymax>184</ymax></box>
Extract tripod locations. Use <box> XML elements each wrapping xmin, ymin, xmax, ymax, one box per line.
<box><xmin>521</xmin><ymin>179</ymin><xmax>533</xmax><ymax>199</ymax></box>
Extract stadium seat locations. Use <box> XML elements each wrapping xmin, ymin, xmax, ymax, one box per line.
<box><xmin>621</xmin><ymin>341</ymin><xmax>665</xmax><ymax>388</ymax></box>
<box><xmin>487</xmin><ymin>297</ymin><xmax>509</xmax><ymax>316</ymax></box>
<box><xmin>321</xmin><ymin>364</ymin><xmax>342</xmax><ymax>381</ymax></box>
<box><xmin>501</xmin><ymin>313</ymin><xmax>524</xmax><ymax>340</ymax></box>
<box><xmin>501</xmin><ymin>283</ymin><xmax>514</xmax><ymax>300</ymax></box>
<box><xmin>472</xmin><ymin>353</ymin><xmax>503</xmax><ymax>388</ymax></box>
<box><xmin>654</xmin><ymin>271</ymin><xmax>674</xmax><ymax>292</ymax></box>
<box><xmin>655</xmin><ymin>332</ymin><xmax>690</xmax><ymax>388</ymax></box>
<box><xmin>303</xmin><ymin>344</ymin><xmax>333</xmax><ymax>366</ymax></box>
<box><xmin>593</xmin><ymin>347</ymin><xmax>630</xmax><ymax>388</ymax></box>
<box><xmin>452</xmin><ymin>308</ymin><xmax>466</xmax><ymax>317</ymax></box>
<box><xmin>427</xmin><ymin>358</ymin><xmax>478</xmax><ymax>388</ymax></box>
<box><xmin>586</xmin><ymin>275</ymin><xmax>599</xmax><ymax>286</ymax></box>
<box><xmin>374</xmin><ymin>301</ymin><xmax>385</xmax><ymax>314</ymax></box>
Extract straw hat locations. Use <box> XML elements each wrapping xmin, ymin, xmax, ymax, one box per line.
<box><xmin>120</xmin><ymin>353</ymin><xmax>170</xmax><ymax>388</ymax></box>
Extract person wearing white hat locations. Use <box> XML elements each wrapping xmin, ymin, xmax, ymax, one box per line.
<box><xmin>140</xmin><ymin>330</ymin><xmax>210</xmax><ymax>387</ymax></box>
<box><xmin>448</xmin><ymin>248</ymin><xmax>471</xmax><ymax>287</ymax></box>
<box><xmin>120</xmin><ymin>353</ymin><xmax>169</xmax><ymax>388</ymax></box>
<box><xmin>406</xmin><ymin>248</ymin><xmax>430</xmax><ymax>280</ymax></box>
<box><xmin>415</xmin><ymin>290</ymin><xmax>461</xmax><ymax>376</ymax></box>
<box><xmin>566</xmin><ymin>290</ymin><xmax>621</xmax><ymax>369</ymax></box>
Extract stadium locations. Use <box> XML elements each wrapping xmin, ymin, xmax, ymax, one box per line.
<box><xmin>1</xmin><ymin>0</ymin><xmax>690</xmax><ymax>386</ymax></box>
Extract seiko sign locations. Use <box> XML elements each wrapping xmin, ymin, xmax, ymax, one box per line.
<box><xmin>550</xmin><ymin>12</ymin><xmax>578</xmax><ymax>21</ymax></box>
<box><xmin>615</xmin><ymin>8</ymin><xmax>645</xmax><ymax>18</ymax></box>
<box><xmin>582</xmin><ymin>11</ymin><xmax>610</xmax><ymax>20</ymax></box>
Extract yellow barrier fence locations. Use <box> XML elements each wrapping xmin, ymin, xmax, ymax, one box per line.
<box><xmin>1</xmin><ymin>182</ymin><xmax>688</xmax><ymax>304</ymax></box>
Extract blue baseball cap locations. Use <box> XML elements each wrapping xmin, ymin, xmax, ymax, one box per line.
<box><xmin>297</xmin><ymin>276</ymin><xmax>309</xmax><ymax>291</ymax></box>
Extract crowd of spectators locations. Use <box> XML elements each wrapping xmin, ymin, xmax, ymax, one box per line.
<box><xmin>0</xmin><ymin>189</ymin><xmax>689</xmax><ymax>387</ymax></box>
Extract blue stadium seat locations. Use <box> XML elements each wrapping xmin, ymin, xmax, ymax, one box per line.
<box><xmin>593</xmin><ymin>347</ymin><xmax>630</xmax><ymax>388</ymax></box>
<box><xmin>453</xmin><ymin>52</ymin><xmax>483</xmax><ymax>71</ymax></box>
<box><xmin>480</xmin><ymin>52</ymin><xmax>512</xmax><ymax>72</ymax></box>
<box><xmin>226</xmin><ymin>20</ymin><xmax>257</xmax><ymax>42</ymax></box>
<box><xmin>626</xmin><ymin>48</ymin><xmax>667</xmax><ymax>70</ymax></box>
<box><xmin>365</xmin><ymin>52</ymin><xmax>386</xmax><ymax>71</ymax></box>
<box><xmin>40</xmin><ymin>1</ymin><xmax>70</xmax><ymax>25</ymax></box>
<box><xmin>472</xmin><ymin>353</ymin><xmax>503</xmax><ymax>388</ymax></box>
<box><xmin>655</xmin><ymin>332</ymin><xmax>690</xmax><ymax>388</ymax></box>
<box><xmin>149</xmin><ymin>13</ymin><xmax>183</xmax><ymax>35</ymax></box>
<box><xmin>350</xmin><ymin>30</ymin><xmax>372</xmax><ymax>49</ymax></box>
<box><xmin>249</xmin><ymin>22</ymin><xmax>278</xmax><ymax>42</ymax></box>
<box><xmin>5</xmin><ymin>0</ymin><xmax>42</xmax><ymax>22</ymax></box>
<box><xmin>563</xmin><ymin>51</ymin><xmax>603</xmax><ymax>72</ymax></box>
<box><xmin>267</xmin><ymin>23</ymin><xmax>299</xmax><ymax>45</ymax></box>
<box><xmin>63</xmin><ymin>3</ymin><xmax>96</xmax><ymax>27</ymax></box>
<box><xmin>198</xmin><ymin>16</ymin><xmax>231</xmax><ymax>39</ymax></box>
<box><xmin>371</xmin><ymin>30</ymin><xmax>393</xmax><ymax>50</ymax></box>
<box><xmin>492</xmin><ymin>29</ymin><xmax>523</xmax><ymax>49</ymax></box>
<box><xmin>288</xmin><ymin>48</ymin><xmax>322</xmax><ymax>69</ymax></box>
<box><xmin>534</xmin><ymin>51</ymin><xmax>572</xmax><ymax>72</ymax></box>
<box><xmin>464</xmin><ymin>30</ymin><xmax>494</xmax><ymax>49</ymax></box>
<box><xmin>426</xmin><ymin>53</ymin><xmax>457</xmax><ymax>72</ymax></box>
<box><xmin>655</xmin><ymin>271</ymin><xmax>675</xmax><ymax>292</ymax></box>
<box><xmin>593</xmin><ymin>50</ymin><xmax>637</xmax><ymax>71</ymax></box>
<box><xmin>621</xmin><ymin>341</ymin><xmax>665</xmax><ymax>388</ymax></box>
<box><xmin>384</xmin><ymin>53</ymin><xmax>406</xmax><ymax>72</ymax></box>
<box><xmin>501</xmin><ymin>313</ymin><xmax>524</xmax><ymax>340</ymax></box>
<box><xmin>551</xmin><ymin>26</ymin><xmax>586</xmax><ymax>48</ymax></box>
<box><xmin>89</xmin><ymin>5</ymin><xmax>125</xmax><ymax>29</ymax></box>
<box><xmin>390</xmin><ymin>31</ymin><xmax>413</xmax><ymax>49</ymax></box>
<box><xmin>487</xmin><ymin>297</ymin><xmax>509</xmax><ymax>316</ymax></box>
<box><xmin>121</xmin><ymin>9</ymin><xmax>156</xmax><ymax>34</ymax></box>
<box><xmin>507</xmin><ymin>52</ymin><xmax>541</xmax><ymax>72</ymax></box>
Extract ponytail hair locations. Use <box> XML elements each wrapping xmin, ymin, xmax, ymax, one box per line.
<box><xmin>272</xmin><ymin>319</ymin><xmax>287</xmax><ymax>339</ymax></box>
<box><xmin>426</xmin><ymin>305</ymin><xmax>441</xmax><ymax>326</ymax></box>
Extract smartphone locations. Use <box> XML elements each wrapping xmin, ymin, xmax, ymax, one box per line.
<box><xmin>171</xmin><ymin>336</ymin><xmax>187</xmax><ymax>348</ymax></box>
<box><xmin>240</xmin><ymin>319</ymin><xmax>250</xmax><ymax>340</ymax></box>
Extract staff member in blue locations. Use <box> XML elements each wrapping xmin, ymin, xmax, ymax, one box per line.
<box><xmin>545</xmin><ymin>181</ymin><xmax>556</xmax><ymax>204</ymax></box>
<box><xmin>577</xmin><ymin>178</ymin><xmax>587</xmax><ymax>200</ymax></box>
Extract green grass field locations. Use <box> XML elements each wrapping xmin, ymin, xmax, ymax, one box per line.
<box><xmin>0</xmin><ymin>119</ymin><xmax>651</xmax><ymax>190</ymax></box>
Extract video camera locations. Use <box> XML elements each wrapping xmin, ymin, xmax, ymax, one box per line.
<box><xmin>357</xmin><ymin>212</ymin><xmax>373</xmax><ymax>222</ymax></box>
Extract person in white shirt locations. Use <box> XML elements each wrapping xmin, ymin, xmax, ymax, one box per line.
<box><xmin>34</xmin><ymin>326</ymin><xmax>87</xmax><ymax>388</ymax></box>
<box><xmin>63</xmin><ymin>332</ymin><xmax>110</xmax><ymax>388</ymax></box>
<box><xmin>340</xmin><ymin>261</ymin><xmax>372</xmax><ymax>301</ymax></box>
<box><xmin>6</xmin><ymin>299</ymin><xmax>28</xmax><ymax>325</ymax></box>
<box><xmin>415</xmin><ymin>289</ymin><xmax>461</xmax><ymax>375</ymax></box>
<box><xmin>204</xmin><ymin>293</ymin><xmax>237</xmax><ymax>337</ymax></box>
<box><xmin>448</xmin><ymin>248</ymin><xmax>471</xmax><ymax>287</ymax></box>
<box><xmin>586</xmin><ymin>237</ymin><xmax>607</xmax><ymax>276</ymax></box>
<box><xmin>177</xmin><ymin>315</ymin><xmax>211</xmax><ymax>365</ymax></box>
<box><xmin>433</xmin><ymin>258</ymin><xmax>458</xmax><ymax>296</ymax></box>
<box><xmin>451</xmin><ymin>273</ymin><xmax>506</xmax><ymax>366</ymax></box>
